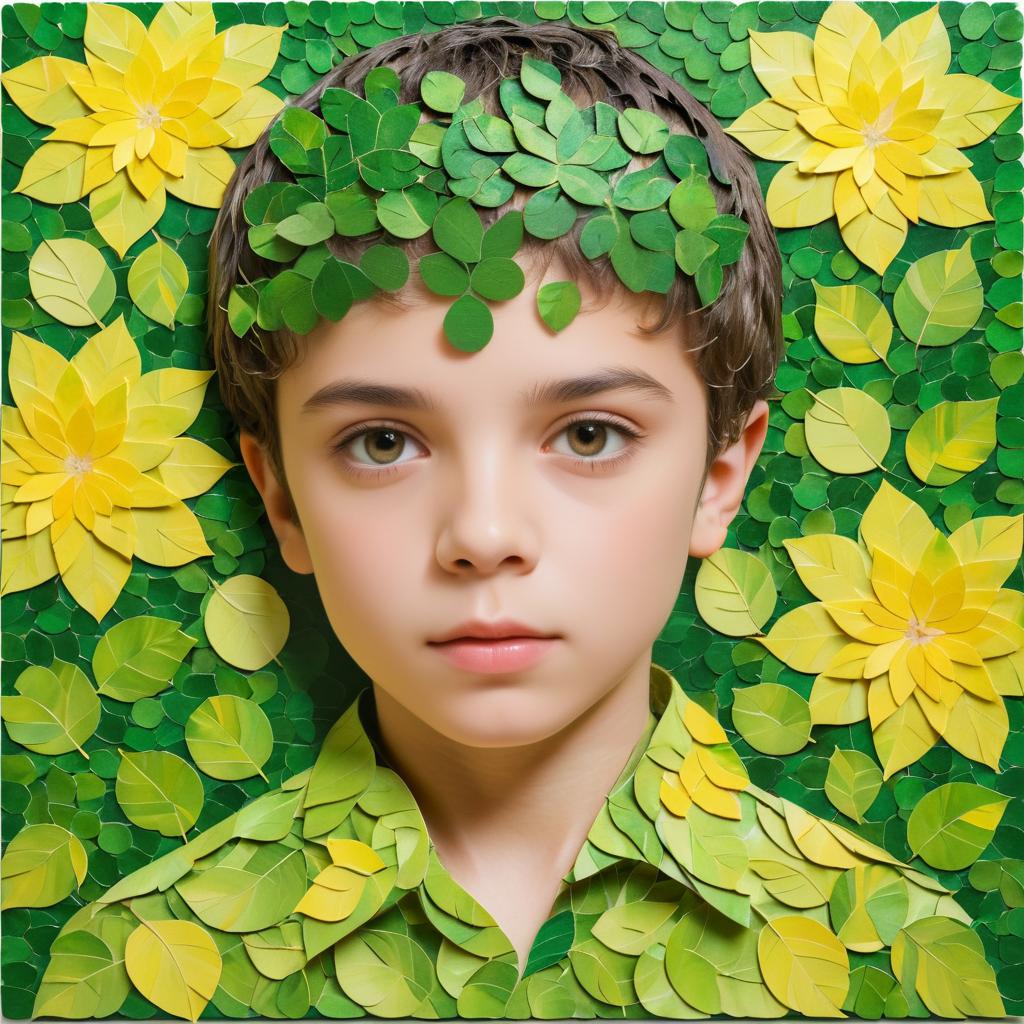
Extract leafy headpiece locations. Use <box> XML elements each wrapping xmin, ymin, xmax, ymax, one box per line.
<box><xmin>227</xmin><ymin>54</ymin><xmax>751</xmax><ymax>353</ymax></box>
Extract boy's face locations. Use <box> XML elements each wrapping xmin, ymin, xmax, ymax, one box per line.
<box><xmin>240</xmin><ymin>256</ymin><xmax>768</xmax><ymax>747</ymax></box>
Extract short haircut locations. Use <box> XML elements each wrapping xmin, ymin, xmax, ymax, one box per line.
<box><xmin>207</xmin><ymin>16</ymin><xmax>784</xmax><ymax>507</ymax></box>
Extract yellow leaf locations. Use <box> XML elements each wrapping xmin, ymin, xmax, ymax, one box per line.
<box><xmin>872</xmin><ymin>693</ymin><xmax>939</xmax><ymax>779</ymax></box>
<box><xmin>723</xmin><ymin>100</ymin><xmax>810</xmax><ymax>161</ymax></box>
<box><xmin>948</xmin><ymin>513</ymin><xmax>1023</xmax><ymax>597</ymax></box>
<box><xmin>682</xmin><ymin>698</ymin><xmax>727</xmax><ymax>745</ymax></box>
<box><xmin>811</xmin><ymin>280</ymin><xmax>893</xmax><ymax>365</ymax></box>
<box><xmin>0</xmin><ymin>56</ymin><xmax>92</xmax><ymax>126</ymax></box>
<box><xmin>756</xmin><ymin>915</ymin><xmax>849</xmax><ymax>1017</ymax></box>
<box><xmin>926</xmin><ymin>73</ymin><xmax>1022</xmax><ymax>148</ymax></box>
<box><xmin>83</xmin><ymin>3</ymin><xmax>148</xmax><ymax>73</ymax></box>
<box><xmin>217</xmin><ymin>86</ymin><xmax>285</xmax><ymax>148</ymax></box>
<box><xmin>940</xmin><ymin>689</ymin><xmax>1008</xmax><ymax>772</ymax></box>
<box><xmin>809</xmin><ymin>674</ymin><xmax>868</xmax><ymax>725</ymax></box>
<box><xmin>204</xmin><ymin>573</ymin><xmax>290</xmax><ymax>671</ymax></box>
<box><xmin>150</xmin><ymin>437</ymin><xmax>236</xmax><ymax>499</ymax></box>
<box><xmin>765</xmin><ymin>163</ymin><xmax>837</xmax><ymax>228</ymax></box>
<box><xmin>7</xmin><ymin>330</ymin><xmax>69</xmax><ymax>420</ymax></box>
<box><xmin>783</xmin><ymin>534</ymin><xmax>874</xmax><ymax>604</ymax></box>
<box><xmin>759</xmin><ymin>602</ymin><xmax>848</xmax><ymax>673</ymax></box>
<box><xmin>124</xmin><ymin>918</ymin><xmax>221</xmax><ymax>1024</ymax></box>
<box><xmin>917</xmin><ymin>168</ymin><xmax>992</xmax><ymax>227</ymax></box>
<box><xmin>164</xmin><ymin>146</ymin><xmax>237</xmax><ymax>208</ymax></box>
<box><xmin>89</xmin><ymin>170</ymin><xmax>166</xmax><ymax>259</ymax></box>
<box><xmin>880</xmin><ymin>5</ymin><xmax>950</xmax><ymax>90</ymax></box>
<box><xmin>659</xmin><ymin>772</ymin><xmax>692</xmax><ymax>818</ymax></box>
<box><xmin>125</xmin><ymin>367</ymin><xmax>215</xmax><ymax>442</ymax></box>
<box><xmin>327</xmin><ymin>839</ymin><xmax>387</xmax><ymax>874</ymax></box>
<box><xmin>146</xmin><ymin>3</ymin><xmax>217</xmax><ymax>71</ymax></box>
<box><xmin>131</xmin><ymin>501</ymin><xmax>214</xmax><ymax>566</ymax></box>
<box><xmin>69</xmin><ymin>314</ymin><xmax>142</xmax><ymax>403</ymax></box>
<box><xmin>56</xmin><ymin>520</ymin><xmax>133</xmax><ymax>622</ymax></box>
<box><xmin>212</xmin><ymin>24</ymin><xmax>286</xmax><ymax>92</ymax></box>
<box><xmin>784</xmin><ymin>803</ymin><xmax>860</xmax><ymax>869</ymax></box>
<box><xmin>294</xmin><ymin>863</ymin><xmax>367</xmax><ymax>922</ymax></box>
<box><xmin>747</xmin><ymin>29</ymin><xmax>817</xmax><ymax>108</ymax></box>
<box><xmin>987</xmin><ymin>649</ymin><xmax>1024</xmax><ymax>697</ymax></box>
<box><xmin>860</xmin><ymin>479</ymin><xmax>937</xmax><ymax>568</ymax></box>
<box><xmin>804</xmin><ymin>387</ymin><xmax>891</xmax><ymax>474</ymax></box>
<box><xmin>838</xmin><ymin>192</ymin><xmax>908</xmax><ymax>275</ymax></box>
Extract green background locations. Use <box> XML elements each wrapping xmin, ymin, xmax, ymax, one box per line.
<box><xmin>1</xmin><ymin>0</ymin><xmax>1022</xmax><ymax>1018</ymax></box>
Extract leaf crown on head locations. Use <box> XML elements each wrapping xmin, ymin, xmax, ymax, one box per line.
<box><xmin>227</xmin><ymin>54</ymin><xmax>751</xmax><ymax>353</ymax></box>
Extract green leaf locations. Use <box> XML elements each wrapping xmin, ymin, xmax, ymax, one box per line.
<box><xmin>536</xmin><ymin>280</ymin><xmax>582</xmax><ymax>333</ymax></box>
<box><xmin>829</xmin><ymin>865</ymin><xmax>909</xmax><ymax>951</ymax></box>
<box><xmin>480</xmin><ymin>210</ymin><xmax>524</xmax><ymax>260</ymax></box>
<box><xmin>891</xmin><ymin>916</ymin><xmax>1004</xmax><ymax>1017</ymax></box>
<box><xmin>0</xmin><ymin>823</ymin><xmax>88</xmax><ymax>910</ymax></box>
<box><xmin>227</xmin><ymin>284</ymin><xmax>258</xmax><ymax>336</ymax></box>
<box><xmin>3</xmin><ymin>661</ymin><xmax>100</xmax><ymax>758</ymax></box>
<box><xmin>731</xmin><ymin>683</ymin><xmax>812</xmax><ymax>755</ymax></box>
<box><xmin>617</xmin><ymin>108</ymin><xmax>669</xmax><ymax>154</ymax></box>
<box><xmin>470</xmin><ymin>257</ymin><xmax>525</xmax><ymax>301</ymax></box>
<box><xmin>703</xmin><ymin>214</ymin><xmax>749</xmax><ymax>266</ymax></box>
<box><xmin>360</xmin><ymin>244</ymin><xmax>410</xmax><ymax>291</ymax></box>
<box><xmin>432</xmin><ymin>196</ymin><xmax>483</xmax><ymax>264</ymax></box>
<box><xmin>905</xmin><ymin>397</ymin><xmax>998</xmax><ymax>486</ymax></box>
<box><xmin>893</xmin><ymin>239</ymin><xmax>984</xmax><ymax>347</ymax></box>
<box><xmin>127</xmin><ymin>236</ymin><xmax>188</xmax><ymax>328</ymax></box>
<box><xmin>567</xmin><ymin>936</ymin><xmax>637</xmax><ymax>1007</ymax></box>
<box><xmin>420</xmin><ymin>70</ymin><xmax>466</xmax><ymax>113</ymax></box>
<box><xmin>333</xmin><ymin>931</ymin><xmax>434</xmax><ymax>1016</ymax></box>
<box><xmin>804</xmin><ymin>387</ymin><xmax>891</xmax><ymax>474</ymax></box>
<box><xmin>33</xmin><ymin>928</ymin><xmax>132</xmax><ymax>1018</ymax></box>
<box><xmin>906</xmin><ymin>781</ymin><xmax>1010</xmax><ymax>870</ymax></box>
<box><xmin>668</xmin><ymin>175</ymin><xmax>718</xmax><ymax>231</ymax></box>
<box><xmin>556</xmin><ymin>164</ymin><xmax>611</xmax><ymax>205</ymax></box>
<box><xmin>443</xmin><ymin>292</ymin><xmax>493</xmax><ymax>352</ymax></box>
<box><xmin>694</xmin><ymin>548</ymin><xmax>776</xmax><ymax>636</ymax></box>
<box><xmin>674</xmin><ymin>227</ymin><xmax>718</xmax><ymax>275</ymax></box>
<box><xmin>29</xmin><ymin>238</ymin><xmax>115</xmax><ymax>326</ymax></box>
<box><xmin>519</xmin><ymin>54</ymin><xmax>562</xmax><ymax>101</ymax></box>
<box><xmin>276</xmin><ymin>202</ymin><xmax>335</xmax><ymax>246</ymax></box>
<box><xmin>185</xmin><ymin>695</ymin><xmax>274</xmax><ymax>782</ymax></box>
<box><xmin>376</xmin><ymin>185</ymin><xmax>438</xmax><ymax>239</ymax></box>
<box><xmin>176</xmin><ymin>841</ymin><xmax>307</xmax><ymax>932</ymax></box>
<box><xmin>811</xmin><ymin>280</ymin><xmax>893</xmax><ymax>364</ymax></box>
<box><xmin>824</xmin><ymin>748</ymin><xmax>882</xmax><ymax>823</ymax></box>
<box><xmin>115</xmin><ymin>749</ymin><xmax>205</xmax><ymax>839</ymax></box>
<box><xmin>257</xmin><ymin>269</ymin><xmax>317</xmax><ymax>333</ymax></box>
<box><xmin>418</xmin><ymin>251</ymin><xmax>469</xmax><ymax>296</ymax></box>
<box><xmin>664</xmin><ymin>134</ymin><xmax>710</xmax><ymax>179</ymax></box>
<box><xmin>591</xmin><ymin>900</ymin><xmax>676</xmax><ymax>956</ymax></box>
<box><xmin>204</xmin><ymin>574</ymin><xmax>291</xmax><ymax>672</ymax></box>
<box><xmin>92</xmin><ymin>615</ymin><xmax>196</xmax><ymax>703</ymax></box>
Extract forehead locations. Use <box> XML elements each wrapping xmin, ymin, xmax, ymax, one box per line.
<box><xmin>279</xmin><ymin>253</ymin><xmax>698</xmax><ymax>417</ymax></box>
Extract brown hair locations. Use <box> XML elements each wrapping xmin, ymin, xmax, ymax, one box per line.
<box><xmin>207</xmin><ymin>17</ymin><xmax>783</xmax><ymax>513</ymax></box>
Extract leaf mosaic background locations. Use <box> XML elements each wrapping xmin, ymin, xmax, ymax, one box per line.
<box><xmin>1</xmin><ymin>0</ymin><xmax>1023</xmax><ymax>1020</ymax></box>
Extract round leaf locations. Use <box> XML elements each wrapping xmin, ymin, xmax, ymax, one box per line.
<box><xmin>906</xmin><ymin>782</ymin><xmax>1010</xmax><ymax>870</ymax></box>
<box><xmin>127</xmin><ymin>236</ymin><xmax>189</xmax><ymax>328</ymax></box>
<box><xmin>694</xmin><ymin>548</ymin><xmax>777</xmax><ymax>636</ymax></box>
<box><xmin>536</xmin><ymin>280</ymin><xmax>582</xmax><ymax>333</ymax></box>
<box><xmin>185</xmin><ymin>695</ymin><xmax>274</xmax><ymax>782</ymax></box>
<box><xmin>469</xmin><ymin>256</ymin><xmax>525</xmax><ymax>301</ymax></box>
<box><xmin>756</xmin><ymin>916</ymin><xmax>849</xmax><ymax>1016</ymax></box>
<box><xmin>0</xmin><ymin>823</ymin><xmax>88</xmax><ymax>910</ymax></box>
<box><xmin>432</xmin><ymin>196</ymin><xmax>483</xmax><ymax>263</ymax></box>
<box><xmin>731</xmin><ymin>683</ymin><xmax>812</xmax><ymax>755</ymax></box>
<box><xmin>824</xmin><ymin>749</ymin><xmax>883</xmax><ymax>823</ymax></box>
<box><xmin>811</xmin><ymin>281</ymin><xmax>893</xmax><ymax>364</ymax></box>
<box><xmin>29</xmin><ymin>238</ymin><xmax>115</xmax><ymax>326</ymax></box>
<box><xmin>804</xmin><ymin>387</ymin><xmax>891</xmax><ymax>474</ymax></box>
<box><xmin>205</xmin><ymin>574</ymin><xmax>290</xmax><ymax>672</ymax></box>
<box><xmin>905</xmin><ymin>397</ymin><xmax>998</xmax><ymax>486</ymax></box>
<box><xmin>92</xmin><ymin>615</ymin><xmax>197</xmax><ymax>703</ymax></box>
<box><xmin>3</xmin><ymin>661</ymin><xmax>100</xmax><ymax>758</ymax></box>
<box><xmin>420</xmin><ymin>70</ymin><xmax>466</xmax><ymax>113</ymax></box>
<box><xmin>115</xmin><ymin>749</ymin><xmax>205</xmax><ymax>838</ymax></box>
<box><xmin>443</xmin><ymin>292</ymin><xmax>493</xmax><ymax>352</ymax></box>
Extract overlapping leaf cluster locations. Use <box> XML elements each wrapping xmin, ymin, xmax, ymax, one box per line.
<box><xmin>27</xmin><ymin>665</ymin><xmax>1005</xmax><ymax>1021</ymax></box>
<box><xmin>227</xmin><ymin>54</ymin><xmax>751</xmax><ymax>352</ymax></box>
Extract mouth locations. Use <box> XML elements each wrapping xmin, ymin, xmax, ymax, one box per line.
<box><xmin>426</xmin><ymin>635</ymin><xmax>560</xmax><ymax>673</ymax></box>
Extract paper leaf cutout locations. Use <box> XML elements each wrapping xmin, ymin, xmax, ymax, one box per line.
<box><xmin>536</xmin><ymin>280</ymin><xmax>582</xmax><ymax>333</ymax></box>
<box><xmin>115</xmin><ymin>749</ymin><xmax>205</xmax><ymax>839</ymax></box>
<box><xmin>905</xmin><ymin>397</ymin><xmax>998</xmax><ymax>485</ymax></box>
<box><xmin>890</xmin><ymin>916</ymin><xmax>1005</xmax><ymax>1018</ymax></box>
<box><xmin>756</xmin><ymin>915</ymin><xmax>849</xmax><ymax>1017</ymax></box>
<box><xmin>824</xmin><ymin>748</ymin><xmax>882</xmax><ymax>823</ymax></box>
<box><xmin>92</xmin><ymin>615</ymin><xmax>197</xmax><ymax>702</ymax></box>
<box><xmin>176</xmin><ymin>841</ymin><xmax>307</xmax><ymax>932</ymax></box>
<box><xmin>28</xmin><ymin>238</ymin><xmax>115</xmax><ymax>326</ymax></box>
<box><xmin>127</xmin><ymin>236</ymin><xmax>189</xmax><ymax>328</ymax></box>
<box><xmin>0</xmin><ymin>824</ymin><xmax>88</xmax><ymax>910</ymax></box>
<box><xmin>906</xmin><ymin>782</ymin><xmax>1010</xmax><ymax>871</ymax></box>
<box><xmin>893</xmin><ymin>240</ymin><xmax>984</xmax><ymax>348</ymax></box>
<box><xmin>32</xmin><ymin>928</ymin><xmax>132</xmax><ymax>1019</ymax></box>
<box><xmin>694</xmin><ymin>547</ymin><xmax>777</xmax><ymax>636</ymax></box>
<box><xmin>333</xmin><ymin>931</ymin><xmax>434</xmax><ymax>1017</ymax></box>
<box><xmin>124</xmin><ymin>918</ymin><xmax>222</xmax><ymax>1024</ymax></box>
<box><xmin>829</xmin><ymin>864</ymin><xmax>909</xmax><ymax>953</ymax></box>
<box><xmin>731</xmin><ymin>683</ymin><xmax>812</xmax><ymax>755</ymax></box>
<box><xmin>811</xmin><ymin>280</ymin><xmax>893</xmax><ymax>365</ymax></box>
<box><xmin>204</xmin><ymin>574</ymin><xmax>290</xmax><ymax>671</ymax></box>
<box><xmin>805</xmin><ymin>387</ymin><xmax>891</xmax><ymax>474</ymax></box>
<box><xmin>184</xmin><ymin>695</ymin><xmax>274</xmax><ymax>782</ymax></box>
<box><xmin>2</xmin><ymin>661</ymin><xmax>100</xmax><ymax>758</ymax></box>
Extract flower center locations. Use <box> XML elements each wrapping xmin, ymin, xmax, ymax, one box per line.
<box><xmin>137</xmin><ymin>103</ymin><xmax>163</xmax><ymax>129</ymax></box>
<box><xmin>904</xmin><ymin>614</ymin><xmax>944</xmax><ymax>646</ymax></box>
<box><xmin>862</xmin><ymin>123</ymin><xmax>889</xmax><ymax>148</ymax></box>
<box><xmin>64</xmin><ymin>453</ymin><xmax>93</xmax><ymax>478</ymax></box>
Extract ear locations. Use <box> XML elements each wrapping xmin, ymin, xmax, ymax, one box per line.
<box><xmin>238</xmin><ymin>431</ymin><xmax>315</xmax><ymax>575</ymax></box>
<box><xmin>689</xmin><ymin>399</ymin><xmax>770</xmax><ymax>559</ymax></box>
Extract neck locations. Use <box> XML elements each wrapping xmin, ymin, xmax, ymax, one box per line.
<box><xmin>368</xmin><ymin>654</ymin><xmax>655</xmax><ymax>881</ymax></box>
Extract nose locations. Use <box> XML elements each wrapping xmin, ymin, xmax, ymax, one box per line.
<box><xmin>434</xmin><ymin>442</ymin><xmax>540</xmax><ymax>577</ymax></box>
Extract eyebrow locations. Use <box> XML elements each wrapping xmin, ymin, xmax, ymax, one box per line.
<box><xmin>301</xmin><ymin>366</ymin><xmax>674</xmax><ymax>415</ymax></box>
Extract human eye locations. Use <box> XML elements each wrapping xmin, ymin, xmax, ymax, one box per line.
<box><xmin>545</xmin><ymin>413</ymin><xmax>644</xmax><ymax>473</ymax></box>
<box><xmin>328</xmin><ymin>421</ymin><xmax>424</xmax><ymax>479</ymax></box>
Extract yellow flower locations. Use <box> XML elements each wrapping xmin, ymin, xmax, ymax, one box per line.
<box><xmin>1</xmin><ymin>317</ymin><xmax>236</xmax><ymax>622</ymax></box>
<box><xmin>659</xmin><ymin>699</ymin><xmax>750</xmax><ymax>819</ymax></box>
<box><xmin>724</xmin><ymin>2</ymin><xmax>1020</xmax><ymax>274</ymax></box>
<box><xmin>759</xmin><ymin>480</ymin><xmax>1024</xmax><ymax>779</ymax></box>
<box><xmin>0</xmin><ymin>4</ymin><xmax>284</xmax><ymax>258</ymax></box>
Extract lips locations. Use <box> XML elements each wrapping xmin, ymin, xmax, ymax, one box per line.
<box><xmin>427</xmin><ymin>619</ymin><xmax>556</xmax><ymax>644</ymax></box>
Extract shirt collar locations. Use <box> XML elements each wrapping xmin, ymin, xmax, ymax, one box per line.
<box><xmin>303</xmin><ymin>661</ymin><xmax>737</xmax><ymax>894</ymax></box>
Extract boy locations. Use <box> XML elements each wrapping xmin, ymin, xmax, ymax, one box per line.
<box><xmin>36</xmin><ymin>16</ymin><xmax>997</xmax><ymax>1023</ymax></box>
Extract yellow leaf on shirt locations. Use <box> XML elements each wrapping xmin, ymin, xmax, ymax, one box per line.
<box><xmin>756</xmin><ymin>915</ymin><xmax>849</xmax><ymax>1017</ymax></box>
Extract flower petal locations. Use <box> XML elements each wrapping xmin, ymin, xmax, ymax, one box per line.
<box><xmin>917</xmin><ymin>169</ymin><xmax>993</xmax><ymax>228</ymax></box>
<box><xmin>765</xmin><ymin>163</ymin><xmax>837</xmax><ymax>228</ymax></box>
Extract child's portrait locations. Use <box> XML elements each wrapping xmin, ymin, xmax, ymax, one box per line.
<box><xmin>1</xmin><ymin>2</ymin><xmax>1022</xmax><ymax>1021</ymax></box>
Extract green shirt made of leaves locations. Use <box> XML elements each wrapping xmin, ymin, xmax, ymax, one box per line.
<box><xmin>35</xmin><ymin>663</ymin><xmax>1002</xmax><ymax>1021</ymax></box>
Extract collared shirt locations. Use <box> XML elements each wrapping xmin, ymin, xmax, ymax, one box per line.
<box><xmin>39</xmin><ymin>663</ymin><xmax>993</xmax><ymax>1021</ymax></box>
